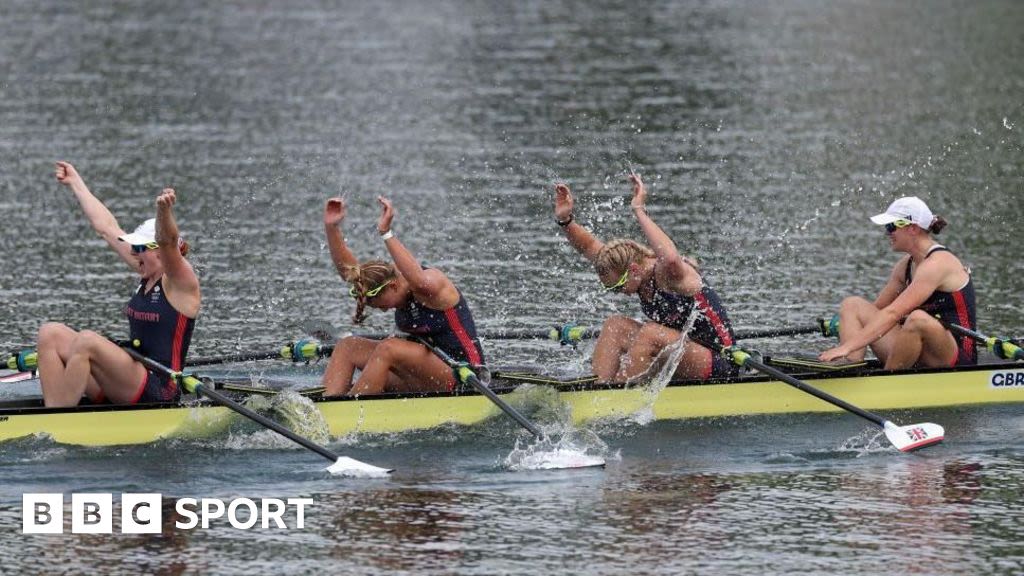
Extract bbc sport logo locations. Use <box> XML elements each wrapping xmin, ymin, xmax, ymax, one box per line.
<box><xmin>23</xmin><ymin>493</ymin><xmax>314</xmax><ymax>534</ymax></box>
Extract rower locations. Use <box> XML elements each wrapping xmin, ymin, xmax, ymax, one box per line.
<box><xmin>37</xmin><ymin>161</ymin><xmax>200</xmax><ymax>407</ymax></box>
<box><xmin>820</xmin><ymin>196</ymin><xmax>976</xmax><ymax>368</ymax></box>
<box><xmin>553</xmin><ymin>172</ymin><xmax>737</xmax><ymax>383</ymax></box>
<box><xmin>320</xmin><ymin>196</ymin><xmax>486</xmax><ymax>396</ymax></box>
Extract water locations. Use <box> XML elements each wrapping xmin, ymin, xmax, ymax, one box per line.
<box><xmin>1</xmin><ymin>0</ymin><xmax>1023</xmax><ymax>573</ymax></box>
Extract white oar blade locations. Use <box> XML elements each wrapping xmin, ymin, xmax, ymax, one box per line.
<box><xmin>326</xmin><ymin>456</ymin><xmax>393</xmax><ymax>478</ymax></box>
<box><xmin>520</xmin><ymin>449</ymin><xmax>606</xmax><ymax>470</ymax></box>
<box><xmin>883</xmin><ymin>421</ymin><xmax>944</xmax><ymax>452</ymax></box>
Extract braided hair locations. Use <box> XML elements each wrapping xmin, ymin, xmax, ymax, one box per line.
<box><xmin>346</xmin><ymin>260</ymin><xmax>397</xmax><ymax>324</ymax></box>
<box><xmin>594</xmin><ymin>239</ymin><xmax>656</xmax><ymax>277</ymax></box>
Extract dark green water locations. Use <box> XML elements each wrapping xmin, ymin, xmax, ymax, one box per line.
<box><xmin>0</xmin><ymin>0</ymin><xmax>1022</xmax><ymax>573</ymax></box>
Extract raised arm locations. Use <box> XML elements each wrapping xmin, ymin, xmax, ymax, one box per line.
<box><xmin>155</xmin><ymin>189</ymin><xmax>200</xmax><ymax>318</ymax></box>
<box><xmin>554</xmin><ymin>183</ymin><xmax>604</xmax><ymax>263</ymax></box>
<box><xmin>629</xmin><ymin>173</ymin><xmax>701</xmax><ymax>295</ymax></box>
<box><xmin>377</xmin><ymin>196</ymin><xmax>456</xmax><ymax>308</ymax></box>
<box><xmin>323</xmin><ymin>198</ymin><xmax>360</xmax><ymax>282</ymax></box>
<box><xmin>55</xmin><ymin>161</ymin><xmax>134</xmax><ymax>268</ymax></box>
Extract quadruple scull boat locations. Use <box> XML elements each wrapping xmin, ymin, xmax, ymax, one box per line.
<box><xmin>1</xmin><ymin>357</ymin><xmax>1022</xmax><ymax>447</ymax></box>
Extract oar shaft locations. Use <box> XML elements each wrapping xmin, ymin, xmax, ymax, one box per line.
<box><xmin>187</xmin><ymin>350</ymin><xmax>287</xmax><ymax>367</ymax></box>
<box><xmin>193</xmin><ymin>383</ymin><xmax>340</xmax><ymax>463</ymax></box>
<box><xmin>460</xmin><ymin>368</ymin><xmax>543</xmax><ymax>438</ymax></box>
<box><xmin>421</xmin><ymin>340</ymin><xmax>544</xmax><ymax>438</ymax></box>
<box><xmin>694</xmin><ymin>339</ymin><xmax>886</xmax><ymax>428</ymax></box>
<box><xmin>122</xmin><ymin>347</ymin><xmax>340</xmax><ymax>464</ymax></box>
<box><xmin>733</xmin><ymin>323</ymin><xmax>829</xmax><ymax>340</ymax></box>
<box><xmin>941</xmin><ymin>321</ymin><xmax>1024</xmax><ymax>361</ymax></box>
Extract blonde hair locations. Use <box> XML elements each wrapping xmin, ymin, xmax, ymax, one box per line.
<box><xmin>594</xmin><ymin>239</ymin><xmax>655</xmax><ymax>277</ymax></box>
<box><xmin>346</xmin><ymin>260</ymin><xmax>397</xmax><ymax>324</ymax></box>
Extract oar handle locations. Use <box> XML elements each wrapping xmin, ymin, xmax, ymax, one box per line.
<box><xmin>941</xmin><ymin>320</ymin><xmax>1024</xmax><ymax>361</ymax></box>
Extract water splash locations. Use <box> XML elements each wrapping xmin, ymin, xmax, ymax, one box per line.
<box><xmin>838</xmin><ymin>427</ymin><xmax>894</xmax><ymax>457</ymax></box>
<box><xmin>503</xmin><ymin>428</ymin><xmax>612</xmax><ymax>470</ymax></box>
<box><xmin>623</xmin><ymin>307</ymin><xmax>701</xmax><ymax>424</ymax></box>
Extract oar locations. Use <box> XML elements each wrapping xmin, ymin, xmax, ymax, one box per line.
<box><xmin>734</xmin><ymin>317</ymin><xmax>837</xmax><ymax>340</ymax></box>
<box><xmin>939</xmin><ymin>320</ymin><xmax>1024</xmax><ymax>361</ymax></box>
<box><xmin>415</xmin><ymin>339</ymin><xmax>604</xmax><ymax>469</ymax></box>
<box><xmin>120</xmin><ymin>346</ymin><xmax>392</xmax><ymax>477</ymax></box>
<box><xmin>187</xmin><ymin>339</ymin><xmax>328</xmax><ymax>367</ymax></box>
<box><xmin>160</xmin><ymin>317</ymin><xmax>839</xmax><ymax>369</ymax></box>
<box><xmin>693</xmin><ymin>338</ymin><xmax>943</xmax><ymax>452</ymax></box>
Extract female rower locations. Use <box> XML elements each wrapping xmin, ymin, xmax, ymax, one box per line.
<box><xmin>554</xmin><ymin>172</ymin><xmax>737</xmax><ymax>383</ymax></box>
<box><xmin>321</xmin><ymin>196</ymin><xmax>486</xmax><ymax>397</ymax></box>
<box><xmin>819</xmin><ymin>196</ymin><xmax>976</xmax><ymax>368</ymax></box>
<box><xmin>37</xmin><ymin>161</ymin><xmax>200</xmax><ymax>407</ymax></box>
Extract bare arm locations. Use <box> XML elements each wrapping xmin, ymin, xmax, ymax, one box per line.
<box><xmin>323</xmin><ymin>198</ymin><xmax>360</xmax><ymax>282</ymax></box>
<box><xmin>554</xmin><ymin>183</ymin><xmax>604</xmax><ymax>263</ymax></box>
<box><xmin>629</xmin><ymin>173</ymin><xmax>702</xmax><ymax>295</ymax></box>
<box><xmin>155</xmin><ymin>189</ymin><xmax>200</xmax><ymax>318</ymax></box>
<box><xmin>377</xmin><ymin>196</ymin><xmax>457</xmax><ymax>308</ymax></box>
<box><xmin>873</xmin><ymin>256</ymin><xmax>909</xmax><ymax>309</ymax></box>
<box><xmin>55</xmin><ymin>161</ymin><xmax>134</xmax><ymax>268</ymax></box>
<box><xmin>821</xmin><ymin>258</ymin><xmax>947</xmax><ymax>360</ymax></box>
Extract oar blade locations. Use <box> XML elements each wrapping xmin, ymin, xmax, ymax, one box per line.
<box><xmin>326</xmin><ymin>456</ymin><xmax>393</xmax><ymax>478</ymax></box>
<box><xmin>883</xmin><ymin>421</ymin><xmax>944</xmax><ymax>452</ymax></box>
<box><xmin>517</xmin><ymin>449</ymin><xmax>606</xmax><ymax>470</ymax></box>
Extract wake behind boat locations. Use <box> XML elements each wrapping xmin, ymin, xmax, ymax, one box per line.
<box><xmin>1</xmin><ymin>357</ymin><xmax>1022</xmax><ymax>447</ymax></box>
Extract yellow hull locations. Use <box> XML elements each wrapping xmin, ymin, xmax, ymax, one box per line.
<box><xmin>2</xmin><ymin>363</ymin><xmax>1023</xmax><ymax>446</ymax></box>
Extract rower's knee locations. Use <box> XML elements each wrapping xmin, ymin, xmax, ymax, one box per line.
<box><xmin>69</xmin><ymin>330</ymin><xmax>105</xmax><ymax>357</ymax></box>
<box><xmin>601</xmin><ymin>315</ymin><xmax>633</xmax><ymax>330</ymax></box>
<box><xmin>636</xmin><ymin>322</ymin><xmax>665</xmax><ymax>342</ymax></box>
<box><xmin>369</xmin><ymin>337</ymin><xmax>403</xmax><ymax>363</ymax></box>
<box><xmin>839</xmin><ymin>296</ymin><xmax>871</xmax><ymax>314</ymax></box>
<box><xmin>335</xmin><ymin>335</ymin><xmax>359</xmax><ymax>353</ymax></box>
<box><xmin>37</xmin><ymin>322</ymin><xmax>66</xmax><ymax>348</ymax></box>
<box><xmin>902</xmin><ymin>310</ymin><xmax>937</xmax><ymax>334</ymax></box>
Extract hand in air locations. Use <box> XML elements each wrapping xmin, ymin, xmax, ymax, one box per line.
<box><xmin>629</xmin><ymin>171</ymin><xmax>647</xmax><ymax>211</ymax></box>
<box><xmin>324</xmin><ymin>197</ymin><xmax>347</xmax><ymax>226</ymax></box>
<box><xmin>156</xmin><ymin>188</ymin><xmax>176</xmax><ymax>210</ymax></box>
<box><xmin>55</xmin><ymin>161</ymin><xmax>83</xmax><ymax>187</ymax></box>
<box><xmin>554</xmin><ymin>183</ymin><xmax>574</xmax><ymax>221</ymax></box>
<box><xmin>377</xmin><ymin>196</ymin><xmax>395</xmax><ymax>234</ymax></box>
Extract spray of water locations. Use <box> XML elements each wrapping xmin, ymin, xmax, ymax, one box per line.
<box><xmin>624</xmin><ymin>307</ymin><xmax>702</xmax><ymax>424</ymax></box>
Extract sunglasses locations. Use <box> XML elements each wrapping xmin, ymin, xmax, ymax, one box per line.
<box><xmin>130</xmin><ymin>242</ymin><xmax>160</xmax><ymax>254</ymax></box>
<box><xmin>349</xmin><ymin>279</ymin><xmax>393</xmax><ymax>299</ymax></box>
<box><xmin>603</xmin><ymin>269</ymin><xmax>629</xmax><ymax>292</ymax></box>
<box><xmin>884</xmin><ymin>219</ymin><xmax>912</xmax><ymax>235</ymax></box>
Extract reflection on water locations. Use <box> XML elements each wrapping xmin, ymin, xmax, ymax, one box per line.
<box><xmin>2</xmin><ymin>443</ymin><xmax>1022</xmax><ymax>575</ymax></box>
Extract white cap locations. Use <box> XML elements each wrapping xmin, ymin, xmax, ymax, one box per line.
<box><xmin>118</xmin><ymin>218</ymin><xmax>157</xmax><ymax>245</ymax></box>
<box><xmin>869</xmin><ymin>196</ymin><xmax>935</xmax><ymax>230</ymax></box>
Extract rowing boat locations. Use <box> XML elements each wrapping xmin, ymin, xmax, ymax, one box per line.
<box><xmin>1</xmin><ymin>358</ymin><xmax>1022</xmax><ymax>446</ymax></box>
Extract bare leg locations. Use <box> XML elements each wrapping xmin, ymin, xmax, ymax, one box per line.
<box><xmin>616</xmin><ymin>322</ymin><xmax>716</xmax><ymax>381</ymax></box>
<box><xmin>592</xmin><ymin>316</ymin><xmax>642</xmax><ymax>382</ymax></box>
<box><xmin>883</xmin><ymin>310</ymin><xmax>958</xmax><ymax>369</ymax></box>
<box><xmin>837</xmin><ymin>297</ymin><xmax>877</xmax><ymax>362</ymax></box>
<box><xmin>321</xmin><ymin>336</ymin><xmax>378</xmax><ymax>396</ymax></box>
<box><xmin>37</xmin><ymin>323</ymin><xmax>76</xmax><ymax>389</ymax></box>
<box><xmin>348</xmin><ymin>338</ymin><xmax>454</xmax><ymax>396</ymax></box>
<box><xmin>44</xmin><ymin>330</ymin><xmax>147</xmax><ymax>407</ymax></box>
